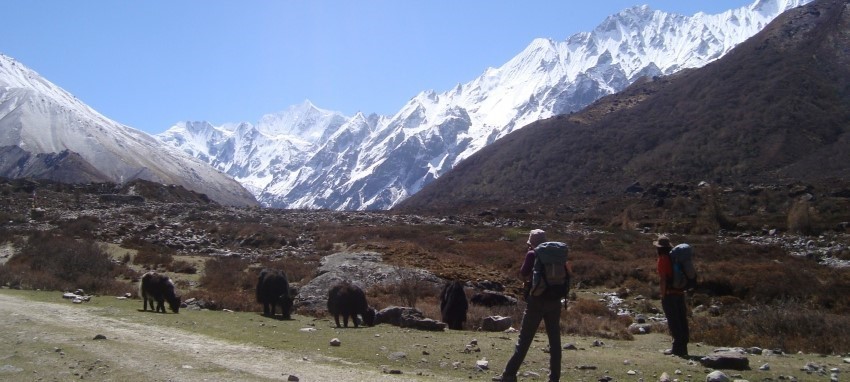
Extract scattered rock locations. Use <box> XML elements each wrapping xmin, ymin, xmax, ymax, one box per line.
<box><xmin>375</xmin><ymin>306</ymin><xmax>446</xmax><ymax>331</ymax></box>
<box><xmin>388</xmin><ymin>352</ymin><xmax>407</xmax><ymax>361</ymax></box>
<box><xmin>705</xmin><ymin>370</ymin><xmax>730</xmax><ymax>382</ymax></box>
<box><xmin>93</xmin><ymin>334</ymin><xmax>107</xmax><ymax>340</ymax></box>
<box><xmin>286</xmin><ymin>375</ymin><xmax>299</xmax><ymax>382</ymax></box>
<box><xmin>481</xmin><ymin>315</ymin><xmax>513</xmax><ymax>332</ymax></box>
<box><xmin>700</xmin><ymin>351</ymin><xmax>750</xmax><ymax>370</ymax></box>
<box><xmin>329</xmin><ymin>338</ymin><xmax>341</xmax><ymax>346</ymax></box>
<box><xmin>628</xmin><ymin>323</ymin><xmax>652</xmax><ymax>334</ymax></box>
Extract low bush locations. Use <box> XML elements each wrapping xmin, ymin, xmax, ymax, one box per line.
<box><xmin>0</xmin><ymin>231</ymin><xmax>129</xmax><ymax>293</ymax></box>
<box><xmin>692</xmin><ymin>302</ymin><xmax>850</xmax><ymax>354</ymax></box>
<box><xmin>133</xmin><ymin>249</ymin><xmax>174</xmax><ymax>268</ymax></box>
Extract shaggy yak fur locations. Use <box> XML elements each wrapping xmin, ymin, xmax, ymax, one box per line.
<box><xmin>440</xmin><ymin>280</ymin><xmax>468</xmax><ymax>330</ymax></box>
<box><xmin>470</xmin><ymin>290</ymin><xmax>516</xmax><ymax>307</ymax></box>
<box><xmin>327</xmin><ymin>282</ymin><xmax>376</xmax><ymax>328</ymax></box>
<box><xmin>256</xmin><ymin>268</ymin><xmax>294</xmax><ymax>319</ymax></box>
<box><xmin>139</xmin><ymin>272</ymin><xmax>181</xmax><ymax>313</ymax></box>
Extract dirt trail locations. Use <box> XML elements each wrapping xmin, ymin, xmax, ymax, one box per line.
<box><xmin>0</xmin><ymin>293</ymin><xmax>419</xmax><ymax>381</ymax></box>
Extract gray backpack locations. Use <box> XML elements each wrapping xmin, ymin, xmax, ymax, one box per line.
<box><xmin>670</xmin><ymin>243</ymin><xmax>697</xmax><ymax>290</ymax></box>
<box><xmin>530</xmin><ymin>242</ymin><xmax>569</xmax><ymax>299</ymax></box>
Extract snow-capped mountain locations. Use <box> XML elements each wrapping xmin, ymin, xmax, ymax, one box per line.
<box><xmin>158</xmin><ymin>0</ymin><xmax>811</xmax><ymax>210</ymax></box>
<box><xmin>0</xmin><ymin>54</ymin><xmax>257</xmax><ymax>207</ymax></box>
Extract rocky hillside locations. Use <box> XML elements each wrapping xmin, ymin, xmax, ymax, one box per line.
<box><xmin>397</xmin><ymin>0</ymin><xmax>850</xmax><ymax>218</ymax></box>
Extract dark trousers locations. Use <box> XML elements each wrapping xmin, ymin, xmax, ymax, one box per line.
<box><xmin>501</xmin><ymin>296</ymin><xmax>563</xmax><ymax>382</ymax></box>
<box><xmin>662</xmin><ymin>293</ymin><xmax>689</xmax><ymax>356</ymax></box>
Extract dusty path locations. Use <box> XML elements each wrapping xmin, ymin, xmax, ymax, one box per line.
<box><xmin>0</xmin><ymin>293</ymin><xmax>422</xmax><ymax>381</ymax></box>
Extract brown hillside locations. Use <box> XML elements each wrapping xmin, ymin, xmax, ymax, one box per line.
<box><xmin>397</xmin><ymin>0</ymin><xmax>850</xmax><ymax>217</ymax></box>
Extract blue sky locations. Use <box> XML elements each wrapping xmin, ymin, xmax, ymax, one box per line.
<box><xmin>3</xmin><ymin>1</ymin><xmax>751</xmax><ymax>134</ymax></box>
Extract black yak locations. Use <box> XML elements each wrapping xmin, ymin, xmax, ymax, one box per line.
<box><xmin>327</xmin><ymin>282</ymin><xmax>375</xmax><ymax>328</ymax></box>
<box><xmin>256</xmin><ymin>268</ymin><xmax>294</xmax><ymax>319</ymax></box>
<box><xmin>139</xmin><ymin>272</ymin><xmax>181</xmax><ymax>313</ymax></box>
<box><xmin>440</xmin><ymin>280</ymin><xmax>468</xmax><ymax>330</ymax></box>
<box><xmin>470</xmin><ymin>290</ymin><xmax>517</xmax><ymax>307</ymax></box>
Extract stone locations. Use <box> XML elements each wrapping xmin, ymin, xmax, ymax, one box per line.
<box><xmin>700</xmin><ymin>351</ymin><xmax>750</xmax><ymax>370</ymax></box>
<box><xmin>388</xmin><ymin>352</ymin><xmax>407</xmax><ymax>361</ymax></box>
<box><xmin>481</xmin><ymin>315</ymin><xmax>513</xmax><ymax>332</ymax></box>
<box><xmin>329</xmin><ymin>338</ymin><xmax>341</xmax><ymax>346</ymax></box>
<box><xmin>286</xmin><ymin>375</ymin><xmax>299</xmax><ymax>382</ymax></box>
<box><xmin>628</xmin><ymin>323</ymin><xmax>652</xmax><ymax>334</ymax></box>
<box><xmin>93</xmin><ymin>334</ymin><xmax>107</xmax><ymax>340</ymax></box>
<box><xmin>706</xmin><ymin>370</ymin><xmax>730</xmax><ymax>382</ymax></box>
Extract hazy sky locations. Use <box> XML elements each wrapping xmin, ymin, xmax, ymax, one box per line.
<box><xmin>3</xmin><ymin>1</ymin><xmax>753</xmax><ymax>134</ymax></box>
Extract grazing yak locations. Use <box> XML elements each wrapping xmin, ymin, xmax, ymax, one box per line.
<box><xmin>440</xmin><ymin>280</ymin><xmax>468</xmax><ymax>330</ymax></box>
<box><xmin>327</xmin><ymin>282</ymin><xmax>376</xmax><ymax>328</ymax></box>
<box><xmin>139</xmin><ymin>272</ymin><xmax>181</xmax><ymax>313</ymax></box>
<box><xmin>470</xmin><ymin>290</ymin><xmax>518</xmax><ymax>307</ymax></box>
<box><xmin>256</xmin><ymin>268</ymin><xmax>294</xmax><ymax>319</ymax></box>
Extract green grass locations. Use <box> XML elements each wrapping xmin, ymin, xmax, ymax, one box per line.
<box><xmin>2</xmin><ymin>288</ymin><xmax>845</xmax><ymax>381</ymax></box>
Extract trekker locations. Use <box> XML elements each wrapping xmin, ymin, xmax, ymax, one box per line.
<box><xmin>497</xmin><ymin>229</ymin><xmax>571</xmax><ymax>382</ymax></box>
<box><xmin>655</xmin><ymin>235</ymin><xmax>689</xmax><ymax>357</ymax></box>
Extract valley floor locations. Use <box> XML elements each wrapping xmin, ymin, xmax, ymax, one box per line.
<box><xmin>0</xmin><ymin>292</ymin><xmax>420</xmax><ymax>382</ymax></box>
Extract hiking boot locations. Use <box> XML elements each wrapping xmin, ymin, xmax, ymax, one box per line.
<box><xmin>663</xmin><ymin>348</ymin><xmax>674</xmax><ymax>355</ymax></box>
<box><xmin>492</xmin><ymin>374</ymin><xmax>517</xmax><ymax>382</ymax></box>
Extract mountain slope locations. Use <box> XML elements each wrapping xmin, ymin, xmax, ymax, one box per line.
<box><xmin>395</xmin><ymin>0</ymin><xmax>850</xmax><ymax>213</ymax></box>
<box><xmin>159</xmin><ymin>0</ymin><xmax>810</xmax><ymax>210</ymax></box>
<box><xmin>0</xmin><ymin>54</ymin><xmax>258</xmax><ymax>207</ymax></box>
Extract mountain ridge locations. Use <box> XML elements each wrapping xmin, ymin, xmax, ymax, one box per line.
<box><xmin>158</xmin><ymin>0</ymin><xmax>811</xmax><ymax>210</ymax></box>
<box><xmin>0</xmin><ymin>54</ymin><xmax>258</xmax><ymax>207</ymax></box>
<box><xmin>396</xmin><ymin>0</ymin><xmax>850</xmax><ymax>215</ymax></box>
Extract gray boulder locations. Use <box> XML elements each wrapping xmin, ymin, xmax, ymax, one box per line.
<box><xmin>481</xmin><ymin>315</ymin><xmax>513</xmax><ymax>332</ymax></box>
<box><xmin>705</xmin><ymin>370</ymin><xmax>730</xmax><ymax>382</ymax></box>
<box><xmin>375</xmin><ymin>306</ymin><xmax>446</xmax><ymax>331</ymax></box>
<box><xmin>700</xmin><ymin>351</ymin><xmax>750</xmax><ymax>370</ymax></box>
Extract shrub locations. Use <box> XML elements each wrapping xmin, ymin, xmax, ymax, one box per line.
<box><xmin>0</xmin><ymin>231</ymin><xmax>129</xmax><ymax>293</ymax></box>
<box><xmin>167</xmin><ymin>260</ymin><xmax>197</xmax><ymax>274</ymax></box>
<box><xmin>787</xmin><ymin>199</ymin><xmax>815</xmax><ymax>235</ymax></box>
<box><xmin>200</xmin><ymin>257</ymin><xmax>251</xmax><ymax>292</ymax></box>
<box><xmin>133</xmin><ymin>249</ymin><xmax>174</xmax><ymax>268</ymax></box>
<box><xmin>692</xmin><ymin>302</ymin><xmax>850</xmax><ymax>354</ymax></box>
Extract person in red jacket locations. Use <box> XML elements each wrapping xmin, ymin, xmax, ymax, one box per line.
<box><xmin>655</xmin><ymin>235</ymin><xmax>689</xmax><ymax>357</ymax></box>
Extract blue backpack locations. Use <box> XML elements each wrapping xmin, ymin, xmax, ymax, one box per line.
<box><xmin>670</xmin><ymin>243</ymin><xmax>697</xmax><ymax>290</ymax></box>
<box><xmin>530</xmin><ymin>242</ymin><xmax>570</xmax><ymax>299</ymax></box>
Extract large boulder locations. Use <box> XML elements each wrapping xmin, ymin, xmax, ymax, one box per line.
<box><xmin>481</xmin><ymin>315</ymin><xmax>513</xmax><ymax>332</ymax></box>
<box><xmin>375</xmin><ymin>306</ymin><xmax>446</xmax><ymax>331</ymax></box>
<box><xmin>700</xmin><ymin>350</ymin><xmax>750</xmax><ymax>370</ymax></box>
<box><xmin>295</xmin><ymin>252</ymin><xmax>441</xmax><ymax>313</ymax></box>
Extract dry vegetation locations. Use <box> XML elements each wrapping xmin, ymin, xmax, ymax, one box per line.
<box><xmin>1</xmin><ymin>178</ymin><xmax>849</xmax><ymax>355</ymax></box>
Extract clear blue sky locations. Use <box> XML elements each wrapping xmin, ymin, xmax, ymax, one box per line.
<box><xmin>3</xmin><ymin>1</ymin><xmax>751</xmax><ymax>134</ymax></box>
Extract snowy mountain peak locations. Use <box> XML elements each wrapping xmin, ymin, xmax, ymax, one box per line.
<box><xmin>0</xmin><ymin>54</ymin><xmax>257</xmax><ymax>206</ymax></box>
<box><xmin>255</xmin><ymin>100</ymin><xmax>346</xmax><ymax>143</ymax></box>
<box><xmin>157</xmin><ymin>0</ymin><xmax>812</xmax><ymax>210</ymax></box>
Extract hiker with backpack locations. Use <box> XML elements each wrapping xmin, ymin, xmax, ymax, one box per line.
<box><xmin>655</xmin><ymin>235</ymin><xmax>697</xmax><ymax>358</ymax></box>
<box><xmin>497</xmin><ymin>229</ymin><xmax>571</xmax><ymax>382</ymax></box>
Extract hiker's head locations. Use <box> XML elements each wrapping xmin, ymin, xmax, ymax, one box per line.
<box><xmin>527</xmin><ymin>229</ymin><xmax>546</xmax><ymax>248</ymax></box>
<box><xmin>654</xmin><ymin>235</ymin><xmax>672</xmax><ymax>254</ymax></box>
